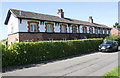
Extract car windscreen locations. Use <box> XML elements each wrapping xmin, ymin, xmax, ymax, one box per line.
<box><xmin>103</xmin><ymin>41</ymin><xmax>113</xmax><ymax>44</ymax></box>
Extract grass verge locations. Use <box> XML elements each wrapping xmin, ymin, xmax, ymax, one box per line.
<box><xmin>102</xmin><ymin>66</ymin><xmax>120</xmax><ymax>78</ymax></box>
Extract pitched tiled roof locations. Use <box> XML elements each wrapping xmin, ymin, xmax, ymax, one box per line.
<box><xmin>5</xmin><ymin>9</ymin><xmax>111</xmax><ymax>29</ymax></box>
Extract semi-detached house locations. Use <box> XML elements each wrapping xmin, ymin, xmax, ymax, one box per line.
<box><xmin>4</xmin><ymin>9</ymin><xmax>111</xmax><ymax>44</ymax></box>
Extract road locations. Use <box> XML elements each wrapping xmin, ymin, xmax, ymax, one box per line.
<box><xmin>2</xmin><ymin>51</ymin><xmax>119</xmax><ymax>76</ymax></box>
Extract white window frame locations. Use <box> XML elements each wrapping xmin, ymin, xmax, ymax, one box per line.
<box><xmin>30</xmin><ymin>23</ymin><xmax>37</xmax><ymax>32</ymax></box>
<box><xmin>46</xmin><ymin>24</ymin><xmax>53</xmax><ymax>32</ymax></box>
<box><xmin>61</xmin><ymin>25</ymin><xmax>66</xmax><ymax>33</ymax></box>
<box><xmin>89</xmin><ymin>27</ymin><xmax>93</xmax><ymax>34</ymax></box>
<box><xmin>83</xmin><ymin>27</ymin><xmax>87</xmax><ymax>33</ymax></box>
<box><xmin>72</xmin><ymin>26</ymin><xmax>77</xmax><ymax>33</ymax></box>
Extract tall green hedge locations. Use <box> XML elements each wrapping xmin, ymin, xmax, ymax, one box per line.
<box><xmin>2</xmin><ymin>38</ymin><xmax>103</xmax><ymax>67</ymax></box>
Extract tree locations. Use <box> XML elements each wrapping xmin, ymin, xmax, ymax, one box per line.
<box><xmin>115</xmin><ymin>22</ymin><xmax>119</xmax><ymax>26</ymax></box>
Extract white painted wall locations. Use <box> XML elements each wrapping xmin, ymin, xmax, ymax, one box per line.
<box><xmin>77</xmin><ymin>25</ymin><xmax>79</xmax><ymax>33</ymax></box>
<box><xmin>67</xmin><ymin>26</ymin><xmax>69</xmax><ymax>33</ymax></box>
<box><xmin>18</xmin><ymin>19</ymin><xmax>46</xmax><ymax>32</ymax></box>
<box><xmin>103</xmin><ymin>29</ymin><xmax>104</xmax><ymax>34</ymax></box>
<box><xmin>69</xmin><ymin>26</ymin><xmax>72</xmax><ymax>33</ymax></box>
<box><xmin>79</xmin><ymin>25</ymin><xmax>83</xmax><ymax>33</ymax></box>
<box><xmin>9</xmin><ymin>16</ymin><xmax>110</xmax><ymax>35</ymax></box>
<box><xmin>54</xmin><ymin>23</ymin><xmax>60</xmax><ymax>32</ymax></box>
<box><xmin>106</xmin><ymin>30</ymin><xmax>108</xmax><ymax>34</ymax></box>
<box><xmin>87</xmin><ymin>26</ymin><xmax>89</xmax><ymax>33</ymax></box>
<box><xmin>39</xmin><ymin>21</ymin><xmax>45</xmax><ymax>32</ymax></box>
<box><xmin>93</xmin><ymin>27</ymin><xmax>95</xmax><ymax>34</ymax></box>
<box><xmin>98</xmin><ymin>29</ymin><xmax>100</xmax><ymax>34</ymax></box>
<box><xmin>8</xmin><ymin>14</ymin><xmax>19</xmax><ymax>34</ymax></box>
<box><xmin>18</xmin><ymin>19</ymin><xmax>28</xmax><ymax>32</ymax></box>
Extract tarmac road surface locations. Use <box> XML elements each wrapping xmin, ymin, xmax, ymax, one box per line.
<box><xmin>2</xmin><ymin>51</ymin><xmax>119</xmax><ymax>76</ymax></box>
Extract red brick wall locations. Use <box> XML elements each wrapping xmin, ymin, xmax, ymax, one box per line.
<box><xmin>19</xmin><ymin>33</ymin><xmax>43</xmax><ymax>42</ymax></box>
<box><xmin>8</xmin><ymin>33</ymin><xmax>19</xmax><ymax>44</ymax></box>
<box><xmin>111</xmin><ymin>28</ymin><xmax>119</xmax><ymax>35</ymax></box>
<box><xmin>8</xmin><ymin>32</ymin><xmax>109</xmax><ymax>44</ymax></box>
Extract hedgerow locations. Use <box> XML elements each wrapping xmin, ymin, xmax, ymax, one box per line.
<box><xmin>2</xmin><ymin>38</ymin><xmax>103</xmax><ymax>67</ymax></box>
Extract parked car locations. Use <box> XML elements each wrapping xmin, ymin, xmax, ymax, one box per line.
<box><xmin>99</xmin><ymin>41</ymin><xmax>118</xmax><ymax>52</ymax></box>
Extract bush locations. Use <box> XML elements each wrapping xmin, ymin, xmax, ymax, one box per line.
<box><xmin>104</xmin><ymin>35</ymin><xmax>120</xmax><ymax>45</ymax></box>
<box><xmin>2</xmin><ymin>38</ymin><xmax>103</xmax><ymax>67</ymax></box>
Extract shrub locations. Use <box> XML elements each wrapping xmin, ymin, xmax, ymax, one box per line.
<box><xmin>104</xmin><ymin>35</ymin><xmax>120</xmax><ymax>45</ymax></box>
<box><xmin>2</xmin><ymin>38</ymin><xmax>103</xmax><ymax>67</ymax></box>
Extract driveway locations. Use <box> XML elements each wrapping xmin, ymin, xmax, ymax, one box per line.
<box><xmin>2</xmin><ymin>51</ymin><xmax>119</xmax><ymax>76</ymax></box>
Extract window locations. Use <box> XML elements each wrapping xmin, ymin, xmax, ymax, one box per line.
<box><xmin>63</xmin><ymin>38</ymin><xmax>66</xmax><ymax>40</ymax></box>
<box><xmin>100</xmin><ymin>28</ymin><xmax>103</xmax><ymax>34</ymax></box>
<box><xmin>48</xmin><ymin>38</ymin><xmax>53</xmax><ymax>41</ymax></box>
<box><xmin>89</xmin><ymin>27</ymin><xmax>93</xmax><ymax>34</ymax></box>
<box><xmin>72</xmin><ymin>26</ymin><xmax>77</xmax><ymax>33</ymax></box>
<box><xmin>104</xmin><ymin>29</ymin><xmax>106</xmax><ymax>34</ymax></box>
<box><xmin>28</xmin><ymin>21</ymin><xmax>39</xmax><ymax>32</ymax></box>
<box><xmin>30</xmin><ymin>23</ymin><xmax>37</xmax><ymax>32</ymax></box>
<box><xmin>82</xmin><ymin>27</ymin><xmax>87</xmax><ymax>33</ymax></box>
<box><xmin>60</xmin><ymin>25</ymin><xmax>67</xmax><ymax>33</ymax></box>
<box><xmin>46</xmin><ymin>24</ymin><xmax>53</xmax><ymax>32</ymax></box>
<box><xmin>108</xmin><ymin>30</ymin><xmax>111</xmax><ymax>34</ymax></box>
<box><xmin>95</xmin><ymin>28</ymin><xmax>98</xmax><ymax>34</ymax></box>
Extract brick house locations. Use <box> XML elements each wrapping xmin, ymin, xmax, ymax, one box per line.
<box><xmin>111</xmin><ymin>25</ymin><xmax>120</xmax><ymax>36</ymax></box>
<box><xmin>4</xmin><ymin>9</ymin><xmax>111</xmax><ymax>44</ymax></box>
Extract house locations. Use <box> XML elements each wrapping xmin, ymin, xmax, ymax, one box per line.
<box><xmin>4</xmin><ymin>9</ymin><xmax>111</xmax><ymax>44</ymax></box>
<box><xmin>111</xmin><ymin>25</ymin><xmax>120</xmax><ymax>36</ymax></box>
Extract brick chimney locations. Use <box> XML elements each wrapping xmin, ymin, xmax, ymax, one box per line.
<box><xmin>19</xmin><ymin>11</ymin><xmax>22</xmax><ymax>15</ymax></box>
<box><xmin>88</xmin><ymin>16</ymin><xmax>93</xmax><ymax>23</ymax></box>
<box><xmin>57</xmin><ymin>9</ymin><xmax>64</xmax><ymax>18</ymax></box>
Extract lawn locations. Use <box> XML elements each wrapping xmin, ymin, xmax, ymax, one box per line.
<box><xmin>102</xmin><ymin>66</ymin><xmax>120</xmax><ymax>78</ymax></box>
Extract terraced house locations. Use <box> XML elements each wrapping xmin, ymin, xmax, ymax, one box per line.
<box><xmin>5</xmin><ymin>9</ymin><xmax>111</xmax><ymax>44</ymax></box>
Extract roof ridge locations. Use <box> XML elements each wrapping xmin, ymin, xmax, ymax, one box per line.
<box><xmin>8</xmin><ymin>9</ymin><xmax>110</xmax><ymax>28</ymax></box>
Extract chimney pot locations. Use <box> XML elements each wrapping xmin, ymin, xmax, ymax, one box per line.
<box><xmin>88</xmin><ymin>16</ymin><xmax>93</xmax><ymax>23</ymax></box>
<box><xmin>19</xmin><ymin>11</ymin><xmax>22</xmax><ymax>15</ymax></box>
<box><xmin>57</xmin><ymin>9</ymin><xmax>64</xmax><ymax>18</ymax></box>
